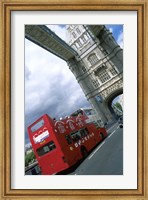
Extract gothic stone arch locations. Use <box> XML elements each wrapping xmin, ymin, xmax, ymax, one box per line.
<box><xmin>104</xmin><ymin>87</ymin><xmax>123</xmax><ymax>120</ymax></box>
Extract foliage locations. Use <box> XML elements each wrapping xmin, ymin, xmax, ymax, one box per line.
<box><xmin>25</xmin><ymin>151</ymin><xmax>36</xmax><ymax>167</ymax></box>
<box><xmin>114</xmin><ymin>102</ymin><xmax>123</xmax><ymax>111</ymax></box>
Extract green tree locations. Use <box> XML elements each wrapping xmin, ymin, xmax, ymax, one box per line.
<box><xmin>114</xmin><ymin>102</ymin><xmax>123</xmax><ymax>112</ymax></box>
<box><xmin>25</xmin><ymin>157</ymin><xmax>29</xmax><ymax>167</ymax></box>
<box><xmin>25</xmin><ymin>151</ymin><xmax>36</xmax><ymax>167</ymax></box>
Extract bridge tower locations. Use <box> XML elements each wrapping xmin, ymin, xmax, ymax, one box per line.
<box><xmin>66</xmin><ymin>25</ymin><xmax>123</xmax><ymax>123</ymax></box>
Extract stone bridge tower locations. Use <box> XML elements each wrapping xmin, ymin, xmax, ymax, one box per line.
<box><xmin>66</xmin><ymin>25</ymin><xmax>123</xmax><ymax>123</ymax></box>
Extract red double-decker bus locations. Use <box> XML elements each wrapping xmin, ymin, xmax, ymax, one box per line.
<box><xmin>27</xmin><ymin>114</ymin><xmax>107</xmax><ymax>175</ymax></box>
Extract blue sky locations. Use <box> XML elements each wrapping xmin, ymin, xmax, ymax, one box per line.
<box><xmin>106</xmin><ymin>25</ymin><xmax>123</xmax><ymax>41</ymax></box>
<box><xmin>25</xmin><ymin>25</ymin><xmax>123</xmax><ymax>145</ymax></box>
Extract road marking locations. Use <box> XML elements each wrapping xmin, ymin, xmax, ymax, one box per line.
<box><xmin>88</xmin><ymin>126</ymin><xmax>118</xmax><ymax>160</ymax></box>
<box><xmin>88</xmin><ymin>141</ymin><xmax>105</xmax><ymax>160</ymax></box>
<box><xmin>108</xmin><ymin>130</ymin><xmax>115</xmax><ymax>138</ymax></box>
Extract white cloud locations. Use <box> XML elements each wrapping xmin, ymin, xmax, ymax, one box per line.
<box><xmin>46</xmin><ymin>25</ymin><xmax>67</xmax><ymax>42</ymax></box>
<box><xmin>109</xmin><ymin>28</ymin><xmax>113</xmax><ymax>33</ymax></box>
<box><xmin>25</xmin><ymin>26</ymin><xmax>89</xmax><ymax>130</ymax></box>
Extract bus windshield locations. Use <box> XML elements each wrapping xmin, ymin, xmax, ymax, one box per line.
<box><xmin>31</xmin><ymin>119</ymin><xmax>44</xmax><ymax>132</ymax></box>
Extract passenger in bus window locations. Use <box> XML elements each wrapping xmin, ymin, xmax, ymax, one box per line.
<box><xmin>80</xmin><ymin>130</ymin><xmax>85</xmax><ymax>137</ymax></box>
<box><xmin>84</xmin><ymin>128</ymin><xmax>89</xmax><ymax>135</ymax></box>
<box><xmin>65</xmin><ymin>135</ymin><xmax>72</xmax><ymax>145</ymax></box>
<box><xmin>73</xmin><ymin>135</ymin><xmax>78</xmax><ymax>142</ymax></box>
<box><xmin>76</xmin><ymin>134</ymin><xmax>81</xmax><ymax>140</ymax></box>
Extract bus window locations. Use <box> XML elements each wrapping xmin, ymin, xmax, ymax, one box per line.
<box><xmin>65</xmin><ymin>135</ymin><xmax>73</xmax><ymax>145</ymax></box>
<box><xmin>31</xmin><ymin>119</ymin><xmax>44</xmax><ymax>132</ymax></box>
<box><xmin>71</xmin><ymin>109</ymin><xmax>83</xmax><ymax>117</ymax></box>
<box><xmin>80</xmin><ymin>129</ymin><xmax>85</xmax><ymax>137</ymax></box>
<box><xmin>36</xmin><ymin>141</ymin><xmax>56</xmax><ymax>156</ymax></box>
<box><xmin>85</xmin><ymin>128</ymin><xmax>89</xmax><ymax>135</ymax></box>
<box><xmin>70</xmin><ymin>111</ymin><xmax>78</xmax><ymax>117</ymax></box>
<box><xmin>80</xmin><ymin>128</ymin><xmax>89</xmax><ymax>137</ymax></box>
<box><xmin>71</xmin><ymin>131</ymin><xmax>81</xmax><ymax>142</ymax></box>
<box><xmin>84</xmin><ymin>109</ymin><xmax>95</xmax><ymax>116</ymax></box>
<box><xmin>78</xmin><ymin>110</ymin><xmax>83</xmax><ymax>116</ymax></box>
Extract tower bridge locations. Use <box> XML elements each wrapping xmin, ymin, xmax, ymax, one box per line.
<box><xmin>25</xmin><ymin>25</ymin><xmax>123</xmax><ymax>123</ymax></box>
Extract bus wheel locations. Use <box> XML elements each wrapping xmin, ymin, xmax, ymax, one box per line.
<box><xmin>100</xmin><ymin>132</ymin><xmax>104</xmax><ymax>140</ymax></box>
<box><xmin>81</xmin><ymin>146</ymin><xmax>88</xmax><ymax>158</ymax></box>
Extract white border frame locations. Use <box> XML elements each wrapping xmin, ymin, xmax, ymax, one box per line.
<box><xmin>11</xmin><ymin>11</ymin><xmax>137</xmax><ymax>189</ymax></box>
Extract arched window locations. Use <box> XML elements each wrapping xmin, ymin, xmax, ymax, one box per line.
<box><xmin>98</xmin><ymin>70</ymin><xmax>111</xmax><ymax>83</ymax></box>
<box><xmin>76</xmin><ymin>28</ymin><xmax>81</xmax><ymax>34</ymax></box>
<box><xmin>72</xmin><ymin>32</ymin><xmax>77</xmax><ymax>38</ymax></box>
<box><xmin>75</xmin><ymin>42</ymin><xmax>79</xmax><ymax>48</ymax></box>
<box><xmin>77</xmin><ymin>39</ymin><xmax>82</xmax><ymax>47</ymax></box>
<box><xmin>80</xmin><ymin>38</ymin><xmax>83</xmax><ymax>44</ymax></box>
<box><xmin>72</xmin><ymin>44</ymin><xmax>77</xmax><ymax>50</ymax></box>
<box><xmin>81</xmin><ymin>36</ymin><xmax>87</xmax><ymax>43</ymax></box>
<box><xmin>84</xmin><ymin>34</ymin><xmax>88</xmax><ymax>40</ymax></box>
<box><xmin>110</xmin><ymin>67</ymin><xmax>118</xmax><ymax>76</ymax></box>
<box><xmin>92</xmin><ymin>80</ymin><xmax>100</xmax><ymax>88</ymax></box>
<box><xmin>88</xmin><ymin>53</ymin><xmax>99</xmax><ymax>65</ymax></box>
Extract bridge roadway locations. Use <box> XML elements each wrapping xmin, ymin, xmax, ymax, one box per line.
<box><xmin>25</xmin><ymin>25</ymin><xmax>104</xmax><ymax>61</ymax></box>
<box><xmin>66</xmin><ymin>122</ymin><xmax>123</xmax><ymax>175</ymax></box>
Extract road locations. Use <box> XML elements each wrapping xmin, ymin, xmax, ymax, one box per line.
<box><xmin>69</xmin><ymin>123</ymin><xmax>123</xmax><ymax>175</ymax></box>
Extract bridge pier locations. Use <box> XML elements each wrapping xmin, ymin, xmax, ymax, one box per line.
<box><xmin>67</xmin><ymin>58</ymin><xmax>115</xmax><ymax>124</ymax></box>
